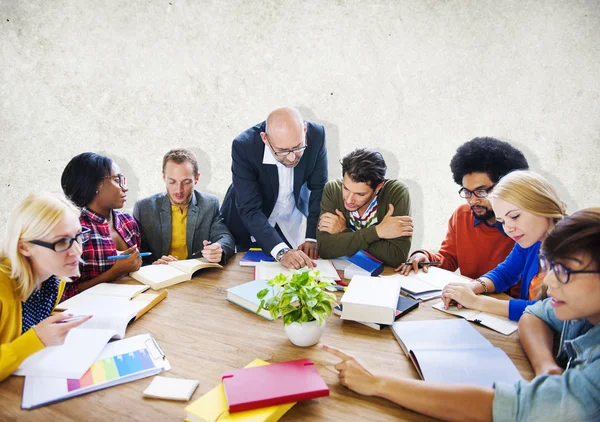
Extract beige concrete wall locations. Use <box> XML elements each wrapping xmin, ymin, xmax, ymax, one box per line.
<box><xmin>1</xmin><ymin>0</ymin><xmax>599</xmax><ymax>252</ymax></box>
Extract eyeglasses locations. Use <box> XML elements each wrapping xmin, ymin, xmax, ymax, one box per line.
<box><xmin>29</xmin><ymin>228</ymin><xmax>91</xmax><ymax>252</ymax></box>
<box><xmin>103</xmin><ymin>174</ymin><xmax>127</xmax><ymax>189</ymax></box>
<box><xmin>539</xmin><ymin>254</ymin><xmax>600</xmax><ymax>284</ymax></box>
<box><xmin>265</xmin><ymin>134</ymin><xmax>307</xmax><ymax>157</ymax></box>
<box><xmin>458</xmin><ymin>184</ymin><xmax>496</xmax><ymax>199</ymax></box>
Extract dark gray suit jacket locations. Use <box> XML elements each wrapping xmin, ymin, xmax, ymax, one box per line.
<box><xmin>133</xmin><ymin>191</ymin><xmax>235</xmax><ymax>265</ymax></box>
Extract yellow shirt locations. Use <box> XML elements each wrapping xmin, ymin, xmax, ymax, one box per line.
<box><xmin>0</xmin><ymin>260</ymin><xmax>66</xmax><ymax>382</ymax></box>
<box><xmin>168</xmin><ymin>204</ymin><xmax>189</xmax><ymax>260</ymax></box>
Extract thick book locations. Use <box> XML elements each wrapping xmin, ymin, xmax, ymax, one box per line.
<box><xmin>21</xmin><ymin>334</ymin><xmax>169</xmax><ymax>409</ymax></box>
<box><xmin>432</xmin><ymin>301</ymin><xmax>518</xmax><ymax>335</ymax></box>
<box><xmin>16</xmin><ymin>298</ymin><xmax>149</xmax><ymax>378</ymax></box>
<box><xmin>56</xmin><ymin>282</ymin><xmax>167</xmax><ymax>321</ymax></box>
<box><xmin>226</xmin><ymin>279</ymin><xmax>276</xmax><ymax>320</ymax></box>
<box><xmin>185</xmin><ymin>359</ymin><xmax>296</xmax><ymax>422</ymax></box>
<box><xmin>130</xmin><ymin>258</ymin><xmax>222</xmax><ymax>290</ymax></box>
<box><xmin>254</xmin><ymin>259</ymin><xmax>341</xmax><ymax>281</ymax></box>
<box><xmin>333</xmin><ymin>296</ymin><xmax>419</xmax><ymax>330</ymax></box>
<box><xmin>391</xmin><ymin>319</ymin><xmax>522</xmax><ymax>387</ymax></box>
<box><xmin>222</xmin><ymin>358</ymin><xmax>329</xmax><ymax>413</ymax></box>
<box><xmin>340</xmin><ymin>276</ymin><xmax>402</xmax><ymax>325</ymax></box>
<box><xmin>382</xmin><ymin>268</ymin><xmax>470</xmax><ymax>301</ymax></box>
<box><xmin>240</xmin><ymin>249</ymin><xmax>275</xmax><ymax>266</ymax></box>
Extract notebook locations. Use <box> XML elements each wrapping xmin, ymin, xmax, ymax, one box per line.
<box><xmin>226</xmin><ymin>279</ymin><xmax>276</xmax><ymax>320</ymax></box>
<box><xmin>382</xmin><ymin>267</ymin><xmax>470</xmax><ymax>301</ymax></box>
<box><xmin>344</xmin><ymin>250</ymin><xmax>384</xmax><ymax>277</ymax></box>
<box><xmin>391</xmin><ymin>319</ymin><xmax>522</xmax><ymax>387</ymax></box>
<box><xmin>432</xmin><ymin>301</ymin><xmax>518</xmax><ymax>335</ymax></box>
<box><xmin>15</xmin><ymin>298</ymin><xmax>148</xmax><ymax>378</ymax></box>
<box><xmin>254</xmin><ymin>260</ymin><xmax>341</xmax><ymax>281</ymax></box>
<box><xmin>143</xmin><ymin>376</ymin><xmax>199</xmax><ymax>401</ymax></box>
<box><xmin>56</xmin><ymin>282</ymin><xmax>167</xmax><ymax>321</ymax></box>
<box><xmin>333</xmin><ymin>296</ymin><xmax>419</xmax><ymax>330</ymax></box>
<box><xmin>240</xmin><ymin>249</ymin><xmax>275</xmax><ymax>266</ymax></box>
<box><xmin>340</xmin><ymin>276</ymin><xmax>402</xmax><ymax>325</ymax></box>
<box><xmin>21</xmin><ymin>334</ymin><xmax>170</xmax><ymax>409</ymax></box>
<box><xmin>130</xmin><ymin>258</ymin><xmax>222</xmax><ymax>290</ymax></box>
<box><xmin>222</xmin><ymin>358</ymin><xmax>329</xmax><ymax>413</ymax></box>
<box><xmin>185</xmin><ymin>359</ymin><xmax>296</xmax><ymax>422</ymax></box>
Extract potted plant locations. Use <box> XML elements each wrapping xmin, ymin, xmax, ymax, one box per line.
<box><xmin>257</xmin><ymin>268</ymin><xmax>337</xmax><ymax>347</ymax></box>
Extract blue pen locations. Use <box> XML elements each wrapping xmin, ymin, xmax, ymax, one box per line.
<box><xmin>107</xmin><ymin>252</ymin><xmax>152</xmax><ymax>260</ymax></box>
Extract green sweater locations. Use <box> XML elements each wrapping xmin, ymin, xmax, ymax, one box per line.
<box><xmin>316</xmin><ymin>179</ymin><xmax>412</xmax><ymax>267</ymax></box>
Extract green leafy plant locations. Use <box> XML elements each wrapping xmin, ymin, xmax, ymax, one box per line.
<box><xmin>256</xmin><ymin>269</ymin><xmax>338</xmax><ymax>325</ymax></box>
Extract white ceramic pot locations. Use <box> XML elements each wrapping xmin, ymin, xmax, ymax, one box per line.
<box><xmin>284</xmin><ymin>319</ymin><xmax>326</xmax><ymax>347</ymax></box>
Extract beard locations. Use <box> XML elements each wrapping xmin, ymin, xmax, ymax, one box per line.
<box><xmin>471</xmin><ymin>205</ymin><xmax>495</xmax><ymax>221</ymax></box>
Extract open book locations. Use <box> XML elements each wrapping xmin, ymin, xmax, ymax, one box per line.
<box><xmin>392</xmin><ymin>319</ymin><xmax>522</xmax><ymax>387</ymax></box>
<box><xmin>56</xmin><ymin>282</ymin><xmax>167</xmax><ymax>321</ymax></box>
<box><xmin>432</xmin><ymin>301</ymin><xmax>518</xmax><ymax>335</ymax></box>
<box><xmin>21</xmin><ymin>334</ymin><xmax>170</xmax><ymax>409</ymax></box>
<box><xmin>254</xmin><ymin>260</ymin><xmax>341</xmax><ymax>281</ymax></box>
<box><xmin>383</xmin><ymin>267</ymin><xmax>470</xmax><ymax>301</ymax></box>
<box><xmin>16</xmin><ymin>298</ymin><xmax>148</xmax><ymax>379</ymax></box>
<box><xmin>130</xmin><ymin>258</ymin><xmax>222</xmax><ymax>290</ymax></box>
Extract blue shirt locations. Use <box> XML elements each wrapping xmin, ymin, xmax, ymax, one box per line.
<box><xmin>493</xmin><ymin>299</ymin><xmax>600</xmax><ymax>421</ymax></box>
<box><xmin>483</xmin><ymin>241</ymin><xmax>541</xmax><ymax>321</ymax></box>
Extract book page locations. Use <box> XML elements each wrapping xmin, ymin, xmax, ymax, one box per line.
<box><xmin>57</xmin><ymin>283</ymin><xmax>149</xmax><ymax>309</ymax></box>
<box><xmin>131</xmin><ymin>264</ymin><xmax>188</xmax><ymax>284</ymax></box>
<box><xmin>432</xmin><ymin>301</ymin><xmax>480</xmax><ymax>319</ymax></box>
<box><xmin>476</xmin><ymin>313</ymin><xmax>518</xmax><ymax>335</ymax></box>
<box><xmin>255</xmin><ymin>260</ymin><xmax>340</xmax><ymax>281</ymax></box>
<box><xmin>408</xmin><ymin>267</ymin><xmax>470</xmax><ymax>290</ymax></box>
<box><xmin>169</xmin><ymin>258</ymin><xmax>222</xmax><ymax>274</ymax></box>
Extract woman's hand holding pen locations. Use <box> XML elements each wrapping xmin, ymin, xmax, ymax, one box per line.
<box><xmin>202</xmin><ymin>240</ymin><xmax>223</xmax><ymax>263</ymax></box>
<box><xmin>33</xmin><ymin>312</ymin><xmax>93</xmax><ymax>347</ymax></box>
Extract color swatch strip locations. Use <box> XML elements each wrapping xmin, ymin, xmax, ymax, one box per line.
<box><xmin>66</xmin><ymin>348</ymin><xmax>155</xmax><ymax>392</ymax></box>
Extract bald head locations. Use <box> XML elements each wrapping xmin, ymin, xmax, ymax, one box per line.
<box><xmin>264</xmin><ymin>107</ymin><xmax>305</xmax><ymax>149</ymax></box>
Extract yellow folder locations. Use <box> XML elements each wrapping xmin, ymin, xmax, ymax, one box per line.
<box><xmin>184</xmin><ymin>359</ymin><xmax>295</xmax><ymax>422</ymax></box>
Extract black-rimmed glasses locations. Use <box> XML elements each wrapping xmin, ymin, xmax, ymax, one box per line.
<box><xmin>265</xmin><ymin>134</ymin><xmax>307</xmax><ymax>157</ymax></box>
<box><xmin>458</xmin><ymin>184</ymin><xmax>496</xmax><ymax>199</ymax></box>
<box><xmin>103</xmin><ymin>174</ymin><xmax>127</xmax><ymax>189</ymax></box>
<box><xmin>539</xmin><ymin>254</ymin><xmax>600</xmax><ymax>284</ymax></box>
<box><xmin>29</xmin><ymin>228</ymin><xmax>91</xmax><ymax>252</ymax></box>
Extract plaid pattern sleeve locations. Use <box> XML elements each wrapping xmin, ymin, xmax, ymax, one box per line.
<box><xmin>62</xmin><ymin>208</ymin><xmax>141</xmax><ymax>300</ymax></box>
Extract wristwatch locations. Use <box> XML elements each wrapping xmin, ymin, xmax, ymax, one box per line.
<box><xmin>275</xmin><ymin>248</ymin><xmax>291</xmax><ymax>262</ymax></box>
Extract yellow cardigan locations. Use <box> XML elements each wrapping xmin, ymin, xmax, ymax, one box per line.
<box><xmin>0</xmin><ymin>262</ymin><xmax>65</xmax><ymax>382</ymax></box>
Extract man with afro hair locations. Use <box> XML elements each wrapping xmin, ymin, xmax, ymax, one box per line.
<box><xmin>396</xmin><ymin>137</ymin><xmax>528</xmax><ymax>280</ymax></box>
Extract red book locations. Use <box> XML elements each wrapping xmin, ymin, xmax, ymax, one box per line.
<box><xmin>222</xmin><ymin>358</ymin><xmax>329</xmax><ymax>413</ymax></box>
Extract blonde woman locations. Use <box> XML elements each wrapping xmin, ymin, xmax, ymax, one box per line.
<box><xmin>0</xmin><ymin>193</ymin><xmax>92</xmax><ymax>381</ymax></box>
<box><xmin>441</xmin><ymin>170</ymin><xmax>567</xmax><ymax>321</ymax></box>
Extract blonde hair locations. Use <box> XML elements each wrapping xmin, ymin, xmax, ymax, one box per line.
<box><xmin>490</xmin><ymin>170</ymin><xmax>567</xmax><ymax>223</ymax></box>
<box><xmin>0</xmin><ymin>192</ymin><xmax>80</xmax><ymax>301</ymax></box>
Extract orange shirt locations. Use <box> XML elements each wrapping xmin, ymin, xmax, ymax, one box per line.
<box><xmin>528</xmin><ymin>272</ymin><xmax>546</xmax><ymax>300</ymax></box>
<box><xmin>418</xmin><ymin>204</ymin><xmax>515</xmax><ymax>280</ymax></box>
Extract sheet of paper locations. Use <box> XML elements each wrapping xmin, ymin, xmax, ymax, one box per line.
<box><xmin>15</xmin><ymin>328</ymin><xmax>116</xmax><ymax>378</ymax></box>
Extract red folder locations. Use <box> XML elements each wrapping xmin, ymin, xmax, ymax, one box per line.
<box><xmin>222</xmin><ymin>358</ymin><xmax>329</xmax><ymax>413</ymax></box>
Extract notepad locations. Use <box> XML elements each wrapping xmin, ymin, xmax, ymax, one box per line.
<box><xmin>143</xmin><ymin>376</ymin><xmax>199</xmax><ymax>401</ymax></box>
<box><xmin>21</xmin><ymin>334</ymin><xmax>170</xmax><ymax>409</ymax></box>
<box><xmin>254</xmin><ymin>260</ymin><xmax>341</xmax><ymax>281</ymax></box>
<box><xmin>222</xmin><ymin>358</ymin><xmax>329</xmax><ymax>413</ymax></box>
<box><xmin>185</xmin><ymin>359</ymin><xmax>296</xmax><ymax>422</ymax></box>
<box><xmin>391</xmin><ymin>319</ymin><xmax>522</xmax><ymax>387</ymax></box>
<box><xmin>432</xmin><ymin>301</ymin><xmax>518</xmax><ymax>335</ymax></box>
<box><xmin>130</xmin><ymin>258</ymin><xmax>222</xmax><ymax>290</ymax></box>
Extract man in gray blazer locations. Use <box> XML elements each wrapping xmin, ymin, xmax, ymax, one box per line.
<box><xmin>133</xmin><ymin>149</ymin><xmax>235</xmax><ymax>265</ymax></box>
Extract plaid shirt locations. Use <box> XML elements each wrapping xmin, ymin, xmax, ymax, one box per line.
<box><xmin>63</xmin><ymin>207</ymin><xmax>141</xmax><ymax>300</ymax></box>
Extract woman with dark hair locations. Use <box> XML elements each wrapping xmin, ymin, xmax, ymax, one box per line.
<box><xmin>61</xmin><ymin>152</ymin><xmax>141</xmax><ymax>299</ymax></box>
<box><xmin>321</xmin><ymin>208</ymin><xmax>600</xmax><ymax>421</ymax></box>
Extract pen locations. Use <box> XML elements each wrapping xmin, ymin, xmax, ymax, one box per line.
<box><xmin>404</xmin><ymin>261</ymin><xmax>441</xmax><ymax>268</ymax></box>
<box><xmin>57</xmin><ymin>315</ymin><xmax>90</xmax><ymax>324</ymax></box>
<box><xmin>333</xmin><ymin>285</ymin><xmax>347</xmax><ymax>291</ymax></box>
<box><xmin>107</xmin><ymin>252</ymin><xmax>152</xmax><ymax>260</ymax></box>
